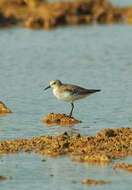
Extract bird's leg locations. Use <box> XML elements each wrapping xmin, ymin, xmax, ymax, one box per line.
<box><xmin>69</xmin><ymin>103</ymin><xmax>74</xmax><ymax>117</ymax></box>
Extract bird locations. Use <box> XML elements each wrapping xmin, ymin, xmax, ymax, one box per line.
<box><xmin>44</xmin><ymin>80</ymin><xmax>101</xmax><ymax>117</ymax></box>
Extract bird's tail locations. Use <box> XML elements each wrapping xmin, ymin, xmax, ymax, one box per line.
<box><xmin>86</xmin><ymin>89</ymin><xmax>101</xmax><ymax>94</ymax></box>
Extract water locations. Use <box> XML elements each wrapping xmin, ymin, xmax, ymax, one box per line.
<box><xmin>111</xmin><ymin>0</ymin><xmax>132</xmax><ymax>6</ymax></box>
<box><xmin>1</xmin><ymin>26</ymin><xmax>132</xmax><ymax>138</ymax></box>
<box><xmin>1</xmin><ymin>5</ymin><xmax>132</xmax><ymax>190</ymax></box>
<box><xmin>50</xmin><ymin>0</ymin><xmax>132</xmax><ymax>6</ymax></box>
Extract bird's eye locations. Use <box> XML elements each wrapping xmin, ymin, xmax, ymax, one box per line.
<box><xmin>51</xmin><ymin>82</ymin><xmax>56</xmax><ymax>86</ymax></box>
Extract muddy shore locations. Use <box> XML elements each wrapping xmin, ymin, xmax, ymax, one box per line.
<box><xmin>0</xmin><ymin>0</ymin><xmax>132</xmax><ymax>30</ymax></box>
<box><xmin>0</xmin><ymin>127</ymin><xmax>132</xmax><ymax>164</ymax></box>
<box><xmin>0</xmin><ymin>124</ymin><xmax>132</xmax><ymax>184</ymax></box>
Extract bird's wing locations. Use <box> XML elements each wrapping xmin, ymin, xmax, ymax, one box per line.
<box><xmin>60</xmin><ymin>84</ymin><xmax>91</xmax><ymax>95</ymax></box>
<box><xmin>61</xmin><ymin>84</ymin><xmax>99</xmax><ymax>96</ymax></box>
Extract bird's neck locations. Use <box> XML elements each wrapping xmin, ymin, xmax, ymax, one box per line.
<box><xmin>54</xmin><ymin>83</ymin><xmax>62</xmax><ymax>89</ymax></box>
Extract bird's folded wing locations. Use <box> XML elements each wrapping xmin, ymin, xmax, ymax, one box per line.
<box><xmin>61</xmin><ymin>84</ymin><xmax>100</xmax><ymax>96</ymax></box>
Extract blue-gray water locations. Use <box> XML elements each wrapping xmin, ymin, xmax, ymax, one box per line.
<box><xmin>111</xmin><ymin>0</ymin><xmax>132</xmax><ymax>5</ymax></box>
<box><xmin>1</xmin><ymin>0</ymin><xmax>132</xmax><ymax>189</ymax></box>
<box><xmin>1</xmin><ymin>26</ymin><xmax>132</xmax><ymax>138</ymax></box>
<box><xmin>50</xmin><ymin>0</ymin><xmax>132</xmax><ymax>6</ymax></box>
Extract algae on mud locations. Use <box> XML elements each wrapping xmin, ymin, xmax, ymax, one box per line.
<box><xmin>0</xmin><ymin>0</ymin><xmax>132</xmax><ymax>29</ymax></box>
<box><xmin>0</xmin><ymin>128</ymin><xmax>132</xmax><ymax>165</ymax></box>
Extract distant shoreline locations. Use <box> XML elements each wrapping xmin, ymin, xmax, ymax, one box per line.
<box><xmin>0</xmin><ymin>0</ymin><xmax>132</xmax><ymax>30</ymax></box>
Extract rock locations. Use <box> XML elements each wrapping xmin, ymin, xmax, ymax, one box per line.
<box><xmin>113</xmin><ymin>163</ymin><xmax>132</xmax><ymax>172</ymax></box>
<box><xmin>96</xmin><ymin>128</ymin><xmax>117</xmax><ymax>138</ymax></box>
<box><xmin>71</xmin><ymin>153</ymin><xmax>111</xmax><ymax>164</ymax></box>
<box><xmin>82</xmin><ymin>178</ymin><xmax>111</xmax><ymax>185</ymax></box>
<box><xmin>24</xmin><ymin>16</ymin><xmax>44</xmax><ymax>29</ymax></box>
<box><xmin>24</xmin><ymin>0</ymin><xmax>43</xmax><ymax>8</ymax></box>
<box><xmin>42</xmin><ymin>113</ymin><xmax>81</xmax><ymax>127</ymax></box>
<box><xmin>121</xmin><ymin>7</ymin><xmax>132</xmax><ymax>24</ymax></box>
<box><xmin>0</xmin><ymin>175</ymin><xmax>8</xmax><ymax>181</ymax></box>
<box><xmin>0</xmin><ymin>12</ymin><xmax>18</xmax><ymax>27</ymax></box>
<box><xmin>0</xmin><ymin>127</ymin><xmax>132</xmax><ymax>165</ymax></box>
<box><xmin>0</xmin><ymin>0</ymin><xmax>130</xmax><ymax>29</ymax></box>
<box><xmin>0</xmin><ymin>101</ymin><xmax>12</xmax><ymax>114</ymax></box>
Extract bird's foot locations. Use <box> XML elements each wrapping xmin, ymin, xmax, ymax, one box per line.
<box><xmin>68</xmin><ymin>114</ymin><xmax>73</xmax><ymax>118</ymax></box>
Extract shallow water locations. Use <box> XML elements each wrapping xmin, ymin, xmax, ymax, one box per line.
<box><xmin>1</xmin><ymin>25</ymin><xmax>132</xmax><ymax>138</ymax></box>
<box><xmin>1</xmin><ymin>10</ymin><xmax>132</xmax><ymax>190</ymax></box>
<box><xmin>50</xmin><ymin>0</ymin><xmax>132</xmax><ymax>6</ymax></box>
<box><xmin>111</xmin><ymin>0</ymin><xmax>132</xmax><ymax>5</ymax></box>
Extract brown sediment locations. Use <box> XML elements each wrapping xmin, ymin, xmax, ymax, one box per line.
<box><xmin>42</xmin><ymin>113</ymin><xmax>81</xmax><ymax>127</ymax></box>
<box><xmin>0</xmin><ymin>101</ymin><xmax>12</xmax><ymax>115</ymax></box>
<box><xmin>0</xmin><ymin>175</ymin><xmax>8</xmax><ymax>181</ymax></box>
<box><xmin>120</xmin><ymin>7</ymin><xmax>132</xmax><ymax>24</ymax></box>
<box><xmin>81</xmin><ymin>178</ymin><xmax>111</xmax><ymax>185</ymax></box>
<box><xmin>0</xmin><ymin>128</ymin><xmax>132</xmax><ymax>164</ymax></box>
<box><xmin>71</xmin><ymin>153</ymin><xmax>111</xmax><ymax>164</ymax></box>
<box><xmin>113</xmin><ymin>163</ymin><xmax>132</xmax><ymax>173</ymax></box>
<box><xmin>0</xmin><ymin>0</ymin><xmax>132</xmax><ymax>30</ymax></box>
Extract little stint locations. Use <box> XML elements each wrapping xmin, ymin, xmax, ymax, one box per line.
<box><xmin>44</xmin><ymin>80</ymin><xmax>101</xmax><ymax>117</ymax></box>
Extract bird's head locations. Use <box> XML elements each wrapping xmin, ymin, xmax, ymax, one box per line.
<box><xmin>44</xmin><ymin>80</ymin><xmax>62</xmax><ymax>90</ymax></box>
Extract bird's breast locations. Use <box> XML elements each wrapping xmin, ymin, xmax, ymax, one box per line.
<box><xmin>53</xmin><ymin>88</ymin><xmax>72</xmax><ymax>102</ymax></box>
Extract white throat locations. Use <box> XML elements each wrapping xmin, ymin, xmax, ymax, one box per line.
<box><xmin>52</xmin><ymin>86</ymin><xmax>61</xmax><ymax>99</ymax></box>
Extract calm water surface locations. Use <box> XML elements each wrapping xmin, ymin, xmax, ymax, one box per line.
<box><xmin>0</xmin><ymin>24</ymin><xmax>132</xmax><ymax>189</ymax></box>
<box><xmin>111</xmin><ymin>0</ymin><xmax>132</xmax><ymax>5</ymax></box>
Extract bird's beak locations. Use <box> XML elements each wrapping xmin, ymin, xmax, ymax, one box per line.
<box><xmin>44</xmin><ymin>85</ymin><xmax>51</xmax><ymax>90</ymax></box>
